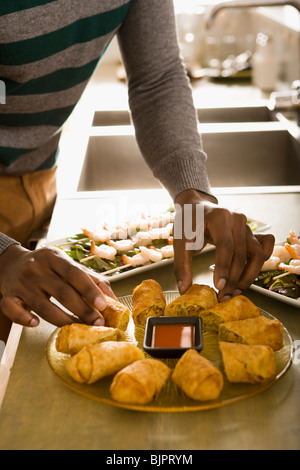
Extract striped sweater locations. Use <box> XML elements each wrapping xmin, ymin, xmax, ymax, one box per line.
<box><xmin>0</xmin><ymin>0</ymin><xmax>214</xmax><ymax>253</ymax></box>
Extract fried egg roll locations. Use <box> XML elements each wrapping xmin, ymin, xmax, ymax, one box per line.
<box><xmin>101</xmin><ymin>295</ymin><xmax>130</xmax><ymax>331</ymax></box>
<box><xmin>199</xmin><ymin>295</ymin><xmax>260</xmax><ymax>332</ymax></box>
<box><xmin>172</xmin><ymin>349</ymin><xmax>223</xmax><ymax>401</ymax></box>
<box><xmin>132</xmin><ymin>279</ymin><xmax>166</xmax><ymax>327</ymax></box>
<box><xmin>65</xmin><ymin>341</ymin><xmax>144</xmax><ymax>384</ymax></box>
<box><xmin>218</xmin><ymin>316</ymin><xmax>284</xmax><ymax>351</ymax></box>
<box><xmin>56</xmin><ymin>324</ymin><xmax>126</xmax><ymax>355</ymax></box>
<box><xmin>110</xmin><ymin>358</ymin><xmax>171</xmax><ymax>405</ymax></box>
<box><xmin>219</xmin><ymin>342</ymin><xmax>276</xmax><ymax>384</ymax></box>
<box><xmin>164</xmin><ymin>284</ymin><xmax>218</xmax><ymax>317</ymax></box>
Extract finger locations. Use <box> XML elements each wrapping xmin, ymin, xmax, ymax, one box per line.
<box><xmin>88</xmin><ymin>272</ymin><xmax>118</xmax><ymax>300</ymax></box>
<box><xmin>38</xmin><ymin>273</ymin><xmax>105</xmax><ymax>326</ymax></box>
<box><xmin>173</xmin><ymin>237</ymin><xmax>193</xmax><ymax>294</ymax></box>
<box><xmin>48</xmin><ymin>250</ymin><xmax>107</xmax><ymax>311</ymax></box>
<box><xmin>173</xmin><ymin>203</ymin><xmax>200</xmax><ymax>294</ymax></box>
<box><xmin>217</xmin><ymin>215</ymin><xmax>248</xmax><ymax>299</ymax></box>
<box><xmin>255</xmin><ymin>233</ymin><xmax>275</xmax><ymax>260</ymax></box>
<box><xmin>0</xmin><ymin>296</ymin><xmax>40</xmax><ymax>328</ymax></box>
<box><xmin>23</xmin><ymin>291</ymin><xmax>85</xmax><ymax>328</ymax></box>
<box><xmin>210</xmin><ymin>224</ymin><xmax>234</xmax><ymax>293</ymax></box>
<box><xmin>234</xmin><ymin>232</ymin><xmax>273</xmax><ymax>291</ymax></box>
<box><xmin>79</xmin><ymin>264</ymin><xmax>117</xmax><ymax>299</ymax></box>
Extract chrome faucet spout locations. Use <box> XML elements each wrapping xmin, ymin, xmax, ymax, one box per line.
<box><xmin>205</xmin><ymin>0</ymin><xmax>300</xmax><ymax>29</ymax></box>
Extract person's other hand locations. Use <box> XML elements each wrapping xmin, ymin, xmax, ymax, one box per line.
<box><xmin>0</xmin><ymin>244</ymin><xmax>117</xmax><ymax>328</ymax></box>
<box><xmin>173</xmin><ymin>189</ymin><xmax>274</xmax><ymax>300</ymax></box>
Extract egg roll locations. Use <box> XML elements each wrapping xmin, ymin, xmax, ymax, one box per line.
<box><xmin>219</xmin><ymin>341</ymin><xmax>276</xmax><ymax>384</ymax></box>
<box><xmin>132</xmin><ymin>279</ymin><xmax>166</xmax><ymax>327</ymax></box>
<box><xmin>101</xmin><ymin>295</ymin><xmax>130</xmax><ymax>331</ymax></box>
<box><xmin>164</xmin><ymin>284</ymin><xmax>218</xmax><ymax>317</ymax></box>
<box><xmin>172</xmin><ymin>349</ymin><xmax>223</xmax><ymax>401</ymax></box>
<box><xmin>199</xmin><ymin>295</ymin><xmax>260</xmax><ymax>332</ymax></box>
<box><xmin>218</xmin><ymin>316</ymin><xmax>284</xmax><ymax>351</ymax></box>
<box><xmin>65</xmin><ymin>341</ymin><xmax>144</xmax><ymax>384</ymax></box>
<box><xmin>56</xmin><ymin>324</ymin><xmax>126</xmax><ymax>355</ymax></box>
<box><xmin>110</xmin><ymin>358</ymin><xmax>171</xmax><ymax>405</ymax></box>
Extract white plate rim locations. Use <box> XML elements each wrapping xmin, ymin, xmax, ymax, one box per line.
<box><xmin>210</xmin><ymin>239</ymin><xmax>300</xmax><ymax>309</ymax></box>
<box><xmin>43</xmin><ymin>237</ymin><xmax>214</xmax><ymax>282</ymax></box>
<box><xmin>42</xmin><ymin>217</ymin><xmax>270</xmax><ymax>282</ymax></box>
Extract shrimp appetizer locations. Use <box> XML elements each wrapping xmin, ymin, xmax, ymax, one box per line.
<box><xmin>254</xmin><ymin>229</ymin><xmax>300</xmax><ymax>300</ymax></box>
<box><xmin>55</xmin><ymin>209</ymin><xmax>261</xmax><ymax>280</ymax></box>
<box><xmin>55</xmin><ymin>209</ymin><xmax>176</xmax><ymax>277</ymax></box>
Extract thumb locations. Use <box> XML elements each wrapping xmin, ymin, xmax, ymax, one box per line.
<box><xmin>255</xmin><ymin>233</ymin><xmax>275</xmax><ymax>260</ymax></box>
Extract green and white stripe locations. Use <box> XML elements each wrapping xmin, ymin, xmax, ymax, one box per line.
<box><xmin>0</xmin><ymin>0</ymin><xmax>132</xmax><ymax>174</ymax></box>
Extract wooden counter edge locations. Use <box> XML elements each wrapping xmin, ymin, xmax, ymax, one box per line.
<box><xmin>0</xmin><ymin>323</ymin><xmax>23</xmax><ymax>410</ymax></box>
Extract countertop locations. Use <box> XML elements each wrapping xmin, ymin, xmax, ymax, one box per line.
<box><xmin>0</xmin><ymin>186</ymin><xmax>299</xmax><ymax>450</ymax></box>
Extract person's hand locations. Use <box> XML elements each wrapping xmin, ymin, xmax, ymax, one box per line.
<box><xmin>173</xmin><ymin>189</ymin><xmax>275</xmax><ymax>300</ymax></box>
<box><xmin>0</xmin><ymin>244</ymin><xmax>117</xmax><ymax>328</ymax></box>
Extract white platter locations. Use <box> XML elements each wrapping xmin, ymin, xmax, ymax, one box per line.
<box><xmin>210</xmin><ymin>243</ymin><xmax>300</xmax><ymax>310</ymax></box>
<box><xmin>43</xmin><ymin>237</ymin><xmax>214</xmax><ymax>282</ymax></box>
<box><xmin>250</xmin><ymin>239</ymin><xmax>299</xmax><ymax>309</ymax></box>
<box><xmin>43</xmin><ymin>217</ymin><xmax>270</xmax><ymax>283</ymax></box>
<box><xmin>249</xmin><ymin>283</ymin><xmax>300</xmax><ymax>308</ymax></box>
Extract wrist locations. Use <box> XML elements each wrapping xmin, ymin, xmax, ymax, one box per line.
<box><xmin>175</xmin><ymin>188</ymin><xmax>217</xmax><ymax>206</ymax></box>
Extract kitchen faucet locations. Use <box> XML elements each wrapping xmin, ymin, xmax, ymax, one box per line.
<box><xmin>205</xmin><ymin>0</ymin><xmax>300</xmax><ymax>124</ymax></box>
<box><xmin>205</xmin><ymin>0</ymin><xmax>300</xmax><ymax>29</ymax></box>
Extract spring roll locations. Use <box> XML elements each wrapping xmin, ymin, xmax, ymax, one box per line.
<box><xmin>65</xmin><ymin>341</ymin><xmax>144</xmax><ymax>384</ymax></box>
<box><xmin>164</xmin><ymin>284</ymin><xmax>218</xmax><ymax>317</ymax></box>
<box><xmin>218</xmin><ymin>316</ymin><xmax>284</xmax><ymax>351</ymax></box>
<box><xmin>199</xmin><ymin>295</ymin><xmax>260</xmax><ymax>332</ymax></box>
<box><xmin>132</xmin><ymin>279</ymin><xmax>166</xmax><ymax>327</ymax></box>
<box><xmin>172</xmin><ymin>349</ymin><xmax>223</xmax><ymax>401</ymax></box>
<box><xmin>110</xmin><ymin>359</ymin><xmax>171</xmax><ymax>405</ymax></box>
<box><xmin>101</xmin><ymin>295</ymin><xmax>130</xmax><ymax>331</ymax></box>
<box><xmin>219</xmin><ymin>341</ymin><xmax>276</xmax><ymax>384</ymax></box>
<box><xmin>56</xmin><ymin>324</ymin><xmax>126</xmax><ymax>355</ymax></box>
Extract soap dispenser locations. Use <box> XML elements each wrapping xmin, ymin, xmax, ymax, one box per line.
<box><xmin>252</xmin><ymin>32</ymin><xmax>279</xmax><ymax>92</ymax></box>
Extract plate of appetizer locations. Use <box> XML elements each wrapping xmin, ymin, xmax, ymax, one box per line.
<box><xmin>46</xmin><ymin>281</ymin><xmax>293</xmax><ymax>412</ymax></box>
<box><xmin>44</xmin><ymin>209</ymin><xmax>270</xmax><ymax>282</ymax></box>
<box><xmin>210</xmin><ymin>229</ymin><xmax>300</xmax><ymax>308</ymax></box>
<box><xmin>251</xmin><ymin>229</ymin><xmax>300</xmax><ymax>308</ymax></box>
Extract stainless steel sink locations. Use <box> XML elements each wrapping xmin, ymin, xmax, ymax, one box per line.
<box><xmin>77</xmin><ymin>128</ymin><xmax>163</xmax><ymax>191</ymax></box>
<box><xmin>202</xmin><ymin>125</ymin><xmax>300</xmax><ymax>186</ymax></box>
<box><xmin>77</xmin><ymin>106</ymin><xmax>300</xmax><ymax>191</ymax></box>
<box><xmin>92</xmin><ymin>110</ymin><xmax>132</xmax><ymax>127</ymax></box>
<box><xmin>91</xmin><ymin>105</ymin><xmax>274</xmax><ymax>127</ymax></box>
<box><xmin>197</xmin><ymin>105</ymin><xmax>275</xmax><ymax>123</ymax></box>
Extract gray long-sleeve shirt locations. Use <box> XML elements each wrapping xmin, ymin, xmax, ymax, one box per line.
<box><xmin>0</xmin><ymin>0</ymin><xmax>214</xmax><ymax>253</ymax></box>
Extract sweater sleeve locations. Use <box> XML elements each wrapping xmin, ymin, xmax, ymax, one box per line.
<box><xmin>117</xmin><ymin>0</ymin><xmax>216</xmax><ymax>201</ymax></box>
<box><xmin>0</xmin><ymin>233</ymin><xmax>20</xmax><ymax>255</ymax></box>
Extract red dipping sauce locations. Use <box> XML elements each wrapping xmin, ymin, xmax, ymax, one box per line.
<box><xmin>151</xmin><ymin>324</ymin><xmax>195</xmax><ymax>349</ymax></box>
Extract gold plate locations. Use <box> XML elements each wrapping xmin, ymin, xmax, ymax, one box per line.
<box><xmin>46</xmin><ymin>292</ymin><xmax>293</xmax><ymax>412</ymax></box>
